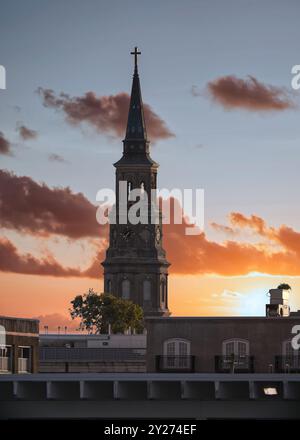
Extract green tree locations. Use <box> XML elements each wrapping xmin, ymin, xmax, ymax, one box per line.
<box><xmin>277</xmin><ymin>283</ymin><xmax>292</xmax><ymax>290</ymax></box>
<box><xmin>69</xmin><ymin>289</ymin><xmax>144</xmax><ymax>334</ymax></box>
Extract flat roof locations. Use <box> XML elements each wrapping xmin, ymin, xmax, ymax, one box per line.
<box><xmin>146</xmin><ymin>316</ymin><xmax>300</xmax><ymax>321</ymax></box>
<box><xmin>0</xmin><ymin>315</ymin><xmax>39</xmax><ymax>322</ymax></box>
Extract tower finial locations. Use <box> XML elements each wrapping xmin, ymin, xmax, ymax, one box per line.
<box><xmin>130</xmin><ymin>46</ymin><xmax>141</xmax><ymax>73</ymax></box>
<box><xmin>124</xmin><ymin>46</ymin><xmax>147</xmax><ymax>142</ymax></box>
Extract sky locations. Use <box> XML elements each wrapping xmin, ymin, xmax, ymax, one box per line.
<box><xmin>1</xmin><ymin>0</ymin><xmax>300</xmax><ymax>330</ymax></box>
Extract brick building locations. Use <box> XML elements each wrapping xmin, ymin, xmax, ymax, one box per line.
<box><xmin>146</xmin><ymin>315</ymin><xmax>300</xmax><ymax>374</ymax></box>
<box><xmin>0</xmin><ymin>316</ymin><xmax>39</xmax><ymax>374</ymax></box>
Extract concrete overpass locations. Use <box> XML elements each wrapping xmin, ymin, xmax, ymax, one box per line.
<box><xmin>1</xmin><ymin>373</ymin><xmax>300</xmax><ymax>419</ymax></box>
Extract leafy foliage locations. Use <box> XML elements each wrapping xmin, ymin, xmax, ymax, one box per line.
<box><xmin>277</xmin><ymin>283</ymin><xmax>291</xmax><ymax>290</ymax></box>
<box><xmin>69</xmin><ymin>289</ymin><xmax>144</xmax><ymax>334</ymax></box>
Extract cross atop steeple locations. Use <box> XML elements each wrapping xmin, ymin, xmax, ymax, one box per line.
<box><xmin>130</xmin><ymin>46</ymin><xmax>141</xmax><ymax>73</ymax></box>
<box><xmin>124</xmin><ymin>46</ymin><xmax>147</xmax><ymax>143</ymax></box>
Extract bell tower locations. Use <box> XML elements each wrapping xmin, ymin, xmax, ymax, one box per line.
<box><xmin>102</xmin><ymin>47</ymin><xmax>170</xmax><ymax>317</ymax></box>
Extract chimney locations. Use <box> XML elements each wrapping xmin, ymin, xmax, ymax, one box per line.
<box><xmin>266</xmin><ymin>288</ymin><xmax>290</xmax><ymax>317</ymax></box>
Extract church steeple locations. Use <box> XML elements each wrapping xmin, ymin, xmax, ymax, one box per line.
<box><xmin>103</xmin><ymin>47</ymin><xmax>170</xmax><ymax>317</ymax></box>
<box><xmin>124</xmin><ymin>47</ymin><xmax>147</xmax><ymax>142</ymax></box>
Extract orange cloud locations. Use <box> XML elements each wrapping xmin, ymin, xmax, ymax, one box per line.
<box><xmin>162</xmin><ymin>199</ymin><xmax>300</xmax><ymax>276</ymax></box>
<box><xmin>37</xmin><ymin>88</ymin><xmax>174</xmax><ymax>142</ymax></box>
<box><xmin>2</xmin><ymin>180</ymin><xmax>300</xmax><ymax>279</ymax></box>
<box><xmin>0</xmin><ymin>237</ymin><xmax>104</xmax><ymax>278</ymax></box>
<box><xmin>206</xmin><ymin>75</ymin><xmax>294</xmax><ymax>111</ymax></box>
<box><xmin>228</xmin><ymin>212</ymin><xmax>300</xmax><ymax>254</ymax></box>
<box><xmin>165</xmin><ymin>227</ymin><xmax>300</xmax><ymax>276</ymax></box>
<box><xmin>274</xmin><ymin>226</ymin><xmax>300</xmax><ymax>254</ymax></box>
<box><xmin>210</xmin><ymin>222</ymin><xmax>237</xmax><ymax>235</ymax></box>
<box><xmin>0</xmin><ymin>169</ymin><xmax>107</xmax><ymax>239</ymax></box>
<box><xmin>229</xmin><ymin>212</ymin><xmax>268</xmax><ymax>235</ymax></box>
<box><xmin>0</xmin><ymin>237</ymin><xmax>82</xmax><ymax>277</ymax></box>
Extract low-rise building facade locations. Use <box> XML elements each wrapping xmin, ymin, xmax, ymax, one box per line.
<box><xmin>39</xmin><ymin>333</ymin><xmax>146</xmax><ymax>373</ymax></box>
<box><xmin>146</xmin><ymin>316</ymin><xmax>300</xmax><ymax>374</ymax></box>
<box><xmin>0</xmin><ymin>316</ymin><xmax>39</xmax><ymax>374</ymax></box>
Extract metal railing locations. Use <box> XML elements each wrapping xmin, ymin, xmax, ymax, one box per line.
<box><xmin>40</xmin><ymin>347</ymin><xmax>146</xmax><ymax>362</ymax></box>
<box><xmin>156</xmin><ymin>356</ymin><xmax>195</xmax><ymax>372</ymax></box>
<box><xmin>215</xmin><ymin>355</ymin><xmax>254</xmax><ymax>373</ymax></box>
<box><xmin>275</xmin><ymin>356</ymin><xmax>300</xmax><ymax>373</ymax></box>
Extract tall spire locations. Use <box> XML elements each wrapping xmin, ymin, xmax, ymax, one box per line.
<box><xmin>125</xmin><ymin>47</ymin><xmax>147</xmax><ymax>142</ymax></box>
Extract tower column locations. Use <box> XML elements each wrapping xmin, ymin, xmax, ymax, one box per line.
<box><xmin>102</xmin><ymin>47</ymin><xmax>170</xmax><ymax>317</ymax></box>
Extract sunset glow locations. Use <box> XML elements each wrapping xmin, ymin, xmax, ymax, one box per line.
<box><xmin>1</xmin><ymin>0</ymin><xmax>300</xmax><ymax>330</ymax></box>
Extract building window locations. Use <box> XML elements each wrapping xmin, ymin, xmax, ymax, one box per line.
<box><xmin>160</xmin><ymin>280</ymin><xmax>166</xmax><ymax>306</ymax></box>
<box><xmin>121</xmin><ymin>279</ymin><xmax>130</xmax><ymax>300</ymax></box>
<box><xmin>143</xmin><ymin>279</ymin><xmax>151</xmax><ymax>304</ymax></box>
<box><xmin>219</xmin><ymin>339</ymin><xmax>250</xmax><ymax>372</ymax></box>
<box><xmin>18</xmin><ymin>346</ymin><xmax>31</xmax><ymax>373</ymax></box>
<box><xmin>163</xmin><ymin>338</ymin><xmax>191</xmax><ymax>369</ymax></box>
<box><xmin>0</xmin><ymin>345</ymin><xmax>12</xmax><ymax>373</ymax></box>
<box><xmin>140</xmin><ymin>181</ymin><xmax>145</xmax><ymax>196</ymax></box>
<box><xmin>222</xmin><ymin>339</ymin><xmax>249</xmax><ymax>357</ymax></box>
<box><xmin>107</xmin><ymin>279</ymin><xmax>112</xmax><ymax>293</ymax></box>
<box><xmin>282</xmin><ymin>340</ymin><xmax>300</xmax><ymax>370</ymax></box>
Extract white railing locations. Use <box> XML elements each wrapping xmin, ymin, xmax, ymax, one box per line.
<box><xmin>18</xmin><ymin>357</ymin><xmax>29</xmax><ymax>373</ymax></box>
<box><xmin>0</xmin><ymin>356</ymin><xmax>10</xmax><ymax>372</ymax></box>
